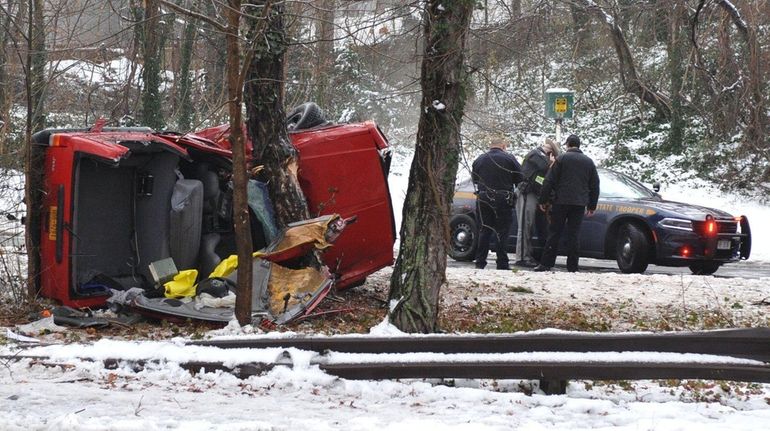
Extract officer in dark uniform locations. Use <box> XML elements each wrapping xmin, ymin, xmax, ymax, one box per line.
<box><xmin>534</xmin><ymin>134</ymin><xmax>599</xmax><ymax>273</ymax></box>
<box><xmin>471</xmin><ymin>137</ymin><xmax>523</xmax><ymax>270</ymax></box>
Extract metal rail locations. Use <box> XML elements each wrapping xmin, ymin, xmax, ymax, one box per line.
<box><xmin>6</xmin><ymin>353</ymin><xmax>770</xmax><ymax>384</ymax></box>
<box><xmin>188</xmin><ymin>328</ymin><xmax>770</xmax><ymax>362</ymax></box>
<box><xmin>6</xmin><ymin>328</ymin><xmax>770</xmax><ymax>394</ymax></box>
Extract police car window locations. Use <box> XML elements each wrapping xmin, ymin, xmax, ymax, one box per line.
<box><xmin>599</xmin><ymin>170</ymin><xmax>655</xmax><ymax>199</ymax></box>
<box><xmin>456</xmin><ymin>178</ymin><xmax>475</xmax><ymax>192</ymax></box>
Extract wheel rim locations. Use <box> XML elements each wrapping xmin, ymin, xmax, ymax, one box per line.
<box><xmin>453</xmin><ymin>223</ymin><xmax>473</xmax><ymax>252</ymax></box>
<box><xmin>620</xmin><ymin>234</ymin><xmax>633</xmax><ymax>263</ymax></box>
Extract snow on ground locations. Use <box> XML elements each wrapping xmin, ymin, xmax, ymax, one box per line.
<box><xmin>2</xmin><ymin>298</ymin><xmax>770</xmax><ymax>430</ymax></box>
<box><xmin>369</xmin><ymin>264</ymin><xmax>770</xmax><ymax>331</ymax></box>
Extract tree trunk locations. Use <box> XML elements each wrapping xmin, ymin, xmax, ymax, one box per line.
<box><xmin>665</xmin><ymin>0</ymin><xmax>688</xmax><ymax>153</ymax></box>
<box><xmin>388</xmin><ymin>0</ymin><xmax>474</xmax><ymax>334</ymax></box>
<box><xmin>574</xmin><ymin>0</ymin><xmax>671</xmax><ymax>120</ymax></box>
<box><xmin>176</xmin><ymin>1</ymin><xmax>197</xmax><ymax>131</ymax></box>
<box><xmin>30</xmin><ymin>0</ymin><xmax>44</xmax><ymax>130</ymax></box>
<box><xmin>25</xmin><ymin>0</ymin><xmax>46</xmax><ymax>301</ymax></box>
<box><xmin>0</xmin><ymin>0</ymin><xmax>14</xmax><ymax>155</ymax></box>
<box><xmin>224</xmin><ymin>0</ymin><xmax>254</xmax><ymax>326</ymax></box>
<box><xmin>202</xmin><ymin>0</ymin><xmax>227</xmax><ymax>121</ymax></box>
<box><xmin>244</xmin><ymin>0</ymin><xmax>310</xmax><ymax>228</ymax></box>
<box><xmin>716</xmin><ymin>0</ymin><xmax>766</xmax><ymax>160</ymax></box>
<box><xmin>569</xmin><ymin>3</ymin><xmax>591</xmax><ymax>60</ymax></box>
<box><xmin>510</xmin><ymin>0</ymin><xmax>521</xmax><ymax>18</ymax></box>
<box><xmin>714</xmin><ymin>11</ymin><xmax>739</xmax><ymax>139</ymax></box>
<box><xmin>141</xmin><ymin>0</ymin><xmax>165</xmax><ymax>130</ymax></box>
<box><xmin>314</xmin><ymin>0</ymin><xmax>335</xmax><ymax>109</ymax></box>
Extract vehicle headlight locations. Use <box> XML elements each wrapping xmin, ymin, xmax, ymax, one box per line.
<box><xmin>658</xmin><ymin>218</ymin><xmax>693</xmax><ymax>232</ymax></box>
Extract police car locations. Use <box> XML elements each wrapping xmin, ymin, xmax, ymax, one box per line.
<box><xmin>449</xmin><ymin>168</ymin><xmax>751</xmax><ymax>275</ymax></box>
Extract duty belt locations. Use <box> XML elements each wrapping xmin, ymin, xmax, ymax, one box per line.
<box><xmin>480</xmin><ymin>189</ymin><xmax>514</xmax><ymax>204</ymax></box>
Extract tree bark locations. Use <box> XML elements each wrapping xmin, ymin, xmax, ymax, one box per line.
<box><xmin>314</xmin><ymin>0</ymin><xmax>335</xmax><ymax>109</ymax></box>
<box><xmin>387</xmin><ymin>0</ymin><xmax>474</xmax><ymax>333</ymax></box>
<box><xmin>176</xmin><ymin>0</ymin><xmax>197</xmax><ymax>131</ymax></box>
<box><xmin>0</xmin><ymin>0</ymin><xmax>14</xmax><ymax>155</ymax></box>
<box><xmin>714</xmin><ymin>10</ymin><xmax>739</xmax><ymax>138</ymax></box>
<box><xmin>202</xmin><ymin>0</ymin><xmax>227</xmax><ymax>121</ymax></box>
<box><xmin>141</xmin><ymin>0</ymin><xmax>165</xmax><ymax>130</ymax></box>
<box><xmin>25</xmin><ymin>0</ymin><xmax>46</xmax><ymax>301</ymax></box>
<box><xmin>665</xmin><ymin>0</ymin><xmax>688</xmax><ymax>153</ymax></box>
<box><xmin>574</xmin><ymin>0</ymin><xmax>671</xmax><ymax>120</ymax></box>
<box><xmin>569</xmin><ymin>3</ymin><xmax>591</xmax><ymax>60</ymax></box>
<box><xmin>244</xmin><ymin>0</ymin><xmax>310</xmax><ymax>228</ymax></box>
<box><xmin>510</xmin><ymin>0</ymin><xmax>521</xmax><ymax>18</ymax></box>
<box><xmin>716</xmin><ymin>0</ymin><xmax>766</xmax><ymax>159</ymax></box>
<box><xmin>224</xmin><ymin>0</ymin><xmax>254</xmax><ymax>326</ymax></box>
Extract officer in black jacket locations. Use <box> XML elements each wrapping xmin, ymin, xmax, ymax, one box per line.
<box><xmin>534</xmin><ymin>134</ymin><xmax>599</xmax><ymax>272</ymax></box>
<box><xmin>471</xmin><ymin>137</ymin><xmax>523</xmax><ymax>270</ymax></box>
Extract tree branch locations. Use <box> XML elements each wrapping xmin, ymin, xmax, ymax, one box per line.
<box><xmin>158</xmin><ymin>0</ymin><xmax>227</xmax><ymax>32</ymax></box>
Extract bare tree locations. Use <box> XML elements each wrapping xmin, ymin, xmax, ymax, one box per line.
<box><xmin>665</xmin><ymin>0</ymin><xmax>688</xmax><ymax>152</ymax></box>
<box><xmin>715</xmin><ymin>0</ymin><xmax>767</xmax><ymax>163</ymax></box>
<box><xmin>141</xmin><ymin>0</ymin><xmax>164</xmax><ymax>129</ymax></box>
<box><xmin>388</xmin><ymin>0</ymin><xmax>474</xmax><ymax>333</ymax></box>
<box><xmin>161</xmin><ymin>0</ymin><xmax>255</xmax><ymax>324</ymax></box>
<box><xmin>0</xmin><ymin>0</ymin><xmax>18</xmax><ymax>155</ymax></box>
<box><xmin>573</xmin><ymin>0</ymin><xmax>671</xmax><ymax>120</ymax></box>
<box><xmin>24</xmin><ymin>0</ymin><xmax>46</xmax><ymax>300</ymax></box>
<box><xmin>176</xmin><ymin>0</ymin><xmax>198</xmax><ymax>131</ymax></box>
<box><xmin>313</xmin><ymin>0</ymin><xmax>335</xmax><ymax>108</ymax></box>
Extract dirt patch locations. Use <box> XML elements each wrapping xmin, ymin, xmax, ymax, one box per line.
<box><xmin>3</xmin><ymin>265</ymin><xmax>769</xmax><ymax>341</ymax></box>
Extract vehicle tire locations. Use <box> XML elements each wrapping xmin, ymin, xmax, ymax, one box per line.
<box><xmin>286</xmin><ymin>102</ymin><xmax>327</xmax><ymax>131</ymax></box>
<box><xmin>449</xmin><ymin>214</ymin><xmax>477</xmax><ymax>262</ymax></box>
<box><xmin>689</xmin><ymin>262</ymin><xmax>721</xmax><ymax>275</ymax></box>
<box><xmin>615</xmin><ymin>223</ymin><xmax>650</xmax><ymax>273</ymax></box>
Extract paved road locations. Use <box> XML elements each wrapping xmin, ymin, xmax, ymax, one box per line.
<box><xmin>449</xmin><ymin>255</ymin><xmax>770</xmax><ymax>279</ymax></box>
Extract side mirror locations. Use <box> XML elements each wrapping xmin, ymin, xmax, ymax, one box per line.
<box><xmin>652</xmin><ymin>182</ymin><xmax>661</xmax><ymax>193</ymax></box>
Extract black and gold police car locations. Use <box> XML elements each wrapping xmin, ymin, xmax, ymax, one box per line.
<box><xmin>449</xmin><ymin>168</ymin><xmax>751</xmax><ymax>275</ymax></box>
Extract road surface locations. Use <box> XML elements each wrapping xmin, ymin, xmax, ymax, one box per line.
<box><xmin>449</xmin><ymin>255</ymin><xmax>770</xmax><ymax>279</ymax></box>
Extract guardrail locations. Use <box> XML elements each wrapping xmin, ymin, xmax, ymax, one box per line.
<box><xmin>5</xmin><ymin>328</ymin><xmax>770</xmax><ymax>395</ymax></box>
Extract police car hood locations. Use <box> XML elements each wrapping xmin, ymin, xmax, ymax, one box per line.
<box><xmin>629</xmin><ymin>198</ymin><xmax>735</xmax><ymax>220</ymax></box>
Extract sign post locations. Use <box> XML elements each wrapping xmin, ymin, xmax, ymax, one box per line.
<box><xmin>544</xmin><ymin>88</ymin><xmax>574</xmax><ymax>144</ymax></box>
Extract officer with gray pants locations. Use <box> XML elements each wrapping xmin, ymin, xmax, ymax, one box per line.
<box><xmin>515</xmin><ymin>138</ymin><xmax>560</xmax><ymax>267</ymax></box>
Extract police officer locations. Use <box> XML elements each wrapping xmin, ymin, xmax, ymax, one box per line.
<box><xmin>515</xmin><ymin>137</ymin><xmax>561</xmax><ymax>268</ymax></box>
<box><xmin>534</xmin><ymin>134</ymin><xmax>599</xmax><ymax>273</ymax></box>
<box><xmin>471</xmin><ymin>136</ymin><xmax>523</xmax><ymax>270</ymax></box>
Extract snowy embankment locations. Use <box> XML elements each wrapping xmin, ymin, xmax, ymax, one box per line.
<box><xmin>3</xmin><ymin>317</ymin><xmax>770</xmax><ymax>430</ymax></box>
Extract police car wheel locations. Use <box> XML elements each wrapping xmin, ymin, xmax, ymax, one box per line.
<box><xmin>449</xmin><ymin>214</ymin><xmax>477</xmax><ymax>261</ymax></box>
<box><xmin>689</xmin><ymin>262</ymin><xmax>721</xmax><ymax>275</ymax></box>
<box><xmin>615</xmin><ymin>223</ymin><xmax>649</xmax><ymax>274</ymax></box>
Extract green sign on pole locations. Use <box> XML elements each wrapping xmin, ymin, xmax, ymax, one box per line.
<box><xmin>545</xmin><ymin>88</ymin><xmax>574</xmax><ymax>119</ymax></box>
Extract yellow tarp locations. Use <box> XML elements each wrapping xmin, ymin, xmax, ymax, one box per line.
<box><xmin>163</xmin><ymin>269</ymin><xmax>199</xmax><ymax>298</ymax></box>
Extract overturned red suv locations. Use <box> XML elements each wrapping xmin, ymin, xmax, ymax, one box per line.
<box><xmin>32</xmin><ymin>105</ymin><xmax>395</xmax><ymax>316</ymax></box>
